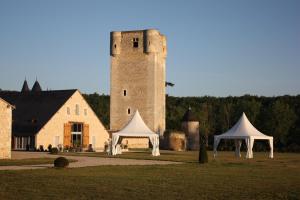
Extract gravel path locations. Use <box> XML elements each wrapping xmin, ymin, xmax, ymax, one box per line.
<box><xmin>0</xmin><ymin>151</ymin><xmax>180</xmax><ymax>171</ymax></box>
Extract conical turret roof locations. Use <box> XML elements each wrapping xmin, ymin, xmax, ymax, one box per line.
<box><xmin>21</xmin><ymin>80</ymin><xmax>30</xmax><ymax>92</ymax></box>
<box><xmin>32</xmin><ymin>80</ymin><xmax>42</xmax><ymax>92</ymax></box>
<box><xmin>182</xmin><ymin>107</ymin><xmax>198</xmax><ymax>122</ymax></box>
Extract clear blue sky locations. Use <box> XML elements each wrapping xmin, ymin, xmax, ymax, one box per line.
<box><xmin>0</xmin><ymin>0</ymin><xmax>299</xmax><ymax>97</ymax></box>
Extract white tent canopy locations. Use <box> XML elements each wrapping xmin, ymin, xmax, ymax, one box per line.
<box><xmin>111</xmin><ymin>110</ymin><xmax>160</xmax><ymax>156</ymax></box>
<box><xmin>213</xmin><ymin>112</ymin><xmax>273</xmax><ymax>159</ymax></box>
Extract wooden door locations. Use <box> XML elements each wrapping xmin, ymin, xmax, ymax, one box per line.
<box><xmin>83</xmin><ymin>124</ymin><xmax>89</xmax><ymax>148</ymax></box>
<box><xmin>63</xmin><ymin>123</ymin><xmax>71</xmax><ymax>147</ymax></box>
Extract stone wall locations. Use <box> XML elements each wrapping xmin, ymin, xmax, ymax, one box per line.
<box><xmin>36</xmin><ymin>91</ymin><xmax>109</xmax><ymax>151</ymax></box>
<box><xmin>182</xmin><ymin>121</ymin><xmax>200</xmax><ymax>150</ymax></box>
<box><xmin>0</xmin><ymin>99</ymin><xmax>12</xmax><ymax>159</ymax></box>
<box><xmin>110</xmin><ymin>29</ymin><xmax>166</xmax><ymax>137</ymax></box>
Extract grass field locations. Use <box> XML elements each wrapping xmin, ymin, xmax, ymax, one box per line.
<box><xmin>0</xmin><ymin>151</ymin><xmax>299</xmax><ymax>200</ymax></box>
<box><xmin>0</xmin><ymin>158</ymin><xmax>56</xmax><ymax>166</ymax></box>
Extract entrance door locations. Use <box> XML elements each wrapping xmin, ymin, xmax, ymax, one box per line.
<box><xmin>71</xmin><ymin>123</ymin><xmax>83</xmax><ymax>147</ymax></box>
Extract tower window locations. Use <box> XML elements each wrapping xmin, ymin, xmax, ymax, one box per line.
<box><xmin>75</xmin><ymin>104</ymin><xmax>80</xmax><ymax>115</ymax></box>
<box><xmin>123</xmin><ymin>90</ymin><xmax>127</xmax><ymax>96</ymax></box>
<box><xmin>133</xmin><ymin>38</ymin><xmax>139</xmax><ymax>48</ymax></box>
<box><xmin>127</xmin><ymin>108</ymin><xmax>131</xmax><ymax>115</ymax></box>
<box><xmin>114</xmin><ymin>44</ymin><xmax>117</xmax><ymax>48</ymax></box>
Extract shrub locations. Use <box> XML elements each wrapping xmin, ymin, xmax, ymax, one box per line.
<box><xmin>51</xmin><ymin>147</ymin><xmax>59</xmax><ymax>154</ymax></box>
<box><xmin>54</xmin><ymin>157</ymin><xmax>69</xmax><ymax>168</ymax></box>
<box><xmin>199</xmin><ymin>134</ymin><xmax>208</xmax><ymax>164</ymax></box>
<box><xmin>48</xmin><ymin>144</ymin><xmax>52</xmax><ymax>152</ymax></box>
<box><xmin>39</xmin><ymin>145</ymin><xmax>44</xmax><ymax>152</ymax></box>
<box><xmin>87</xmin><ymin>144</ymin><xmax>94</xmax><ymax>152</ymax></box>
<box><xmin>199</xmin><ymin>144</ymin><xmax>208</xmax><ymax>164</ymax></box>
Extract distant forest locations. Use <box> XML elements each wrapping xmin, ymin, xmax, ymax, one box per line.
<box><xmin>83</xmin><ymin>93</ymin><xmax>300</xmax><ymax>152</ymax></box>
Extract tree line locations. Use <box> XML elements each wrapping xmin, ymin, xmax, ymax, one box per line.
<box><xmin>83</xmin><ymin>93</ymin><xmax>300</xmax><ymax>152</ymax></box>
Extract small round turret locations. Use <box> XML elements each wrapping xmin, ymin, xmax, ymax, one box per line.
<box><xmin>110</xmin><ymin>31</ymin><xmax>121</xmax><ymax>56</ymax></box>
<box><xmin>144</xmin><ymin>29</ymin><xmax>160</xmax><ymax>53</ymax></box>
<box><xmin>181</xmin><ymin>107</ymin><xmax>200</xmax><ymax>150</ymax></box>
<box><xmin>162</xmin><ymin>35</ymin><xmax>167</xmax><ymax>58</ymax></box>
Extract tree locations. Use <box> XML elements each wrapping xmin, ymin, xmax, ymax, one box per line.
<box><xmin>82</xmin><ymin>93</ymin><xmax>300</xmax><ymax>151</ymax></box>
<box><xmin>263</xmin><ymin>100</ymin><xmax>297</xmax><ymax>148</ymax></box>
<box><xmin>199</xmin><ymin>133</ymin><xmax>208</xmax><ymax>164</ymax></box>
<box><xmin>232</xmin><ymin>97</ymin><xmax>261</xmax><ymax>125</ymax></box>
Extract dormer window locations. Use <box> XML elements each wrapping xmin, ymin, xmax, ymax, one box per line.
<box><xmin>75</xmin><ymin>104</ymin><xmax>79</xmax><ymax>115</ymax></box>
<box><xmin>133</xmin><ymin>38</ymin><xmax>139</xmax><ymax>48</ymax></box>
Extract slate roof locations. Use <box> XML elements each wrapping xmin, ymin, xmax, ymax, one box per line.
<box><xmin>0</xmin><ymin>90</ymin><xmax>77</xmax><ymax>136</ymax></box>
<box><xmin>181</xmin><ymin>107</ymin><xmax>198</xmax><ymax>122</ymax></box>
<box><xmin>21</xmin><ymin>80</ymin><xmax>30</xmax><ymax>92</ymax></box>
<box><xmin>32</xmin><ymin>80</ymin><xmax>42</xmax><ymax>92</ymax></box>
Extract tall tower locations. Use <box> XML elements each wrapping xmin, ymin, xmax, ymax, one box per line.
<box><xmin>110</xmin><ymin>29</ymin><xmax>167</xmax><ymax>136</ymax></box>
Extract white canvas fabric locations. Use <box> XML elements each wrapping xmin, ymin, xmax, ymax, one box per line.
<box><xmin>111</xmin><ymin>110</ymin><xmax>160</xmax><ymax>156</ymax></box>
<box><xmin>234</xmin><ymin>140</ymin><xmax>242</xmax><ymax>157</ymax></box>
<box><xmin>213</xmin><ymin>113</ymin><xmax>273</xmax><ymax>159</ymax></box>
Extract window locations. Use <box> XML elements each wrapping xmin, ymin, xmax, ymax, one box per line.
<box><xmin>92</xmin><ymin>136</ymin><xmax>96</xmax><ymax>149</ymax></box>
<box><xmin>72</xmin><ymin>123</ymin><xmax>82</xmax><ymax>132</ymax></box>
<box><xmin>71</xmin><ymin>123</ymin><xmax>83</xmax><ymax>147</ymax></box>
<box><xmin>133</xmin><ymin>38</ymin><xmax>139</xmax><ymax>48</ymax></box>
<box><xmin>84</xmin><ymin>109</ymin><xmax>87</xmax><ymax>116</ymax></box>
<box><xmin>123</xmin><ymin>90</ymin><xmax>127</xmax><ymax>96</ymax></box>
<box><xmin>67</xmin><ymin>107</ymin><xmax>70</xmax><ymax>115</ymax></box>
<box><xmin>75</xmin><ymin>104</ymin><xmax>79</xmax><ymax>115</ymax></box>
<box><xmin>127</xmin><ymin>108</ymin><xmax>131</xmax><ymax>115</ymax></box>
<box><xmin>72</xmin><ymin>134</ymin><xmax>82</xmax><ymax>147</ymax></box>
<box><xmin>114</xmin><ymin>44</ymin><xmax>117</xmax><ymax>48</ymax></box>
<box><xmin>54</xmin><ymin>136</ymin><xmax>60</xmax><ymax>147</ymax></box>
<box><xmin>15</xmin><ymin>136</ymin><xmax>30</xmax><ymax>150</ymax></box>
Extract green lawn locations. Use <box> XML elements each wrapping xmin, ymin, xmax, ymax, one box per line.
<box><xmin>0</xmin><ymin>158</ymin><xmax>56</xmax><ymax>166</ymax></box>
<box><xmin>61</xmin><ymin>149</ymin><xmax>199</xmax><ymax>162</ymax></box>
<box><xmin>0</xmin><ymin>151</ymin><xmax>299</xmax><ymax>200</ymax></box>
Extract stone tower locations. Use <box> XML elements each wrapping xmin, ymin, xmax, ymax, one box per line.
<box><xmin>181</xmin><ymin>107</ymin><xmax>200</xmax><ymax>150</ymax></box>
<box><xmin>110</xmin><ymin>29</ymin><xmax>167</xmax><ymax>136</ymax></box>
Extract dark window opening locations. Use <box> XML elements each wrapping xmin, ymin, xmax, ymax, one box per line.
<box><xmin>72</xmin><ymin>134</ymin><xmax>82</xmax><ymax>147</ymax></box>
<box><xmin>133</xmin><ymin>38</ymin><xmax>139</xmax><ymax>48</ymax></box>
<box><xmin>72</xmin><ymin>123</ymin><xmax>82</xmax><ymax>132</ymax></box>
<box><xmin>123</xmin><ymin>90</ymin><xmax>127</xmax><ymax>96</ymax></box>
<box><xmin>127</xmin><ymin>108</ymin><xmax>131</xmax><ymax>114</ymax></box>
<box><xmin>71</xmin><ymin>123</ymin><xmax>83</xmax><ymax>147</ymax></box>
<box><xmin>114</xmin><ymin>44</ymin><xmax>116</xmax><ymax>48</ymax></box>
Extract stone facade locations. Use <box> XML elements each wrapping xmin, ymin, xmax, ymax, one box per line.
<box><xmin>0</xmin><ymin>98</ymin><xmax>13</xmax><ymax>159</ymax></box>
<box><xmin>35</xmin><ymin>91</ymin><xmax>109</xmax><ymax>151</ymax></box>
<box><xmin>182</xmin><ymin>121</ymin><xmax>200</xmax><ymax>150</ymax></box>
<box><xmin>110</xmin><ymin>29</ymin><xmax>167</xmax><ymax>137</ymax></box>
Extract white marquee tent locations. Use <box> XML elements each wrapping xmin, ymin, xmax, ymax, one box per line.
<box><xmin>111</xmin><ymin>110</ymin><xmax>160</xmax><ymax>156</ymax></box>
<box><xmin>213</xmin><ymin>113</ymin><xmax>273</xmax><ymax>159</ymax></box>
